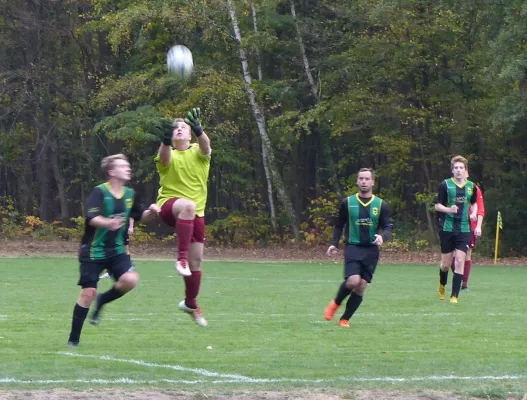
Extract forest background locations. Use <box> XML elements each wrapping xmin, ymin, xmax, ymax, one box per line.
<box><xmin>1</xmin><ymin>0</ymin><xmax>526</xmax><ymax>256</ymax></box>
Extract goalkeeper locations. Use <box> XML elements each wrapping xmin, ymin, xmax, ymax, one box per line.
<box><xmin>154</xmin><ymin>108</ymin><xmax>211</xmax><ymax>327</ymax></box>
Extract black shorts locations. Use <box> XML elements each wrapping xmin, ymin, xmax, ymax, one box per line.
<box><xmin>439</xmin><ymin>231</ymin><xmax>471</xmax><ymax>254</ymax></box>
<box><xmin>344</xmin><ymin>245</ymin><xmax>380</xmax><ymax>283</ymax></box>
<box><xmin>78</xmin><ymin>253</ymin><xmax>134</xmax><ymax>289</ymax></box>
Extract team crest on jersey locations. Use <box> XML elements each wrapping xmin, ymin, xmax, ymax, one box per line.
<box><xmin>372</xmin><ymin>207</ymin><xmax>379</xmax><ymax>216</ymax></box>
<box><xmin>467</xmin><ymin>188</ymin><xmax>473</xmax><ymax>196</ymax></box>
<box><xmin>125</xmin><ymin>198</ymin><xmax>133</xmax><ymax>209</ymax></box>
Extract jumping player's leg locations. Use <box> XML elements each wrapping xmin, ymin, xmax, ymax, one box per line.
<box><xmin>178</xmin><ymin>217</ymin><xmax>207</xmax><ymax>326</ymax></box>
<box><xmin>90</xmin><ymin>255</ymin><xmax>139</xmax><ymax>325</ymax></box>
<box><xmin>159</xmin><ymin>198</ymin><xmax>196</xmax><ymax>276</ymax></box>
<box><xmin>185</xmin><ymin>242</ymin><xmax>204</xmax><ymax>308</ymax></box>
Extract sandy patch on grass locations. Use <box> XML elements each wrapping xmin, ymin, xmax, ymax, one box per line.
<box><xmin>0</xmin><ymin>389</ymin><xmax>522</xmax><ymax>400</ymax></box>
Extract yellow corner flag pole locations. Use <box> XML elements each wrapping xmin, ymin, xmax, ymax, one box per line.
<box><xmin>494</xmin><ymin>211</ymin><xmax>502</xmax><ymax>264</ymax></box>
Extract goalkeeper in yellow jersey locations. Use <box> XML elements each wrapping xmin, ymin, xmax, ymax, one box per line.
<box><xmin>154</xmin><ymin>108</ymin><xmax>211</xmax><ymax>327</ymax></box>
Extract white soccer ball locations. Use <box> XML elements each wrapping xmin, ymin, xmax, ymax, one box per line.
<box><xmin>167</xmin><ymin>45</ymin><xmax>194</xmax><ymax>78</ymax></box>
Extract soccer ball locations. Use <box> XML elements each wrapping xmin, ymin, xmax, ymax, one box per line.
<box><xmin>166</xmin><ymin>45</ymin><xmax>194</xmax><ymax>78</ymax></box>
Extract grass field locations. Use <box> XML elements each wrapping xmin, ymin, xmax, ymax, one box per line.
<box><xmin>1</xmin><ymin>257</ymin><xmax>526</xmax><ymax>399</ymax></box>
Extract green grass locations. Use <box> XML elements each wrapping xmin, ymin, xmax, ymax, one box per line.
<box><xmin>0</xmin><ymin>257</ymin><xmax>526</xmax><ymax>397</ymax></box>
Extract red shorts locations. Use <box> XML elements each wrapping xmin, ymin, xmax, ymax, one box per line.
<box><xmin>159</xmin><ymin>198</ymin><xmax>206</xmax><ymax>243</ymax></box>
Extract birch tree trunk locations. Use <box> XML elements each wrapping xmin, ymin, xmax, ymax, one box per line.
<box><xmin>250</xmin><ymin>4</ymin><xmax>276</xmax><ymax>230</ymax></box>
<box><xmin>227</xmin><ymin>0</ymin><xmax>299</xmax><ymax>239</ymax></box>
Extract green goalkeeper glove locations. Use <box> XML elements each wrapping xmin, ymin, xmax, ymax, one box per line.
<box><xmin>156</xmin><ymin>118</ymin><xmax>174</xmax><ymax>146</ymax></box>
<box><xmin>185</xmin><ymin>108</ymin><xmax>203</xmax><ymax>137</ymax></box>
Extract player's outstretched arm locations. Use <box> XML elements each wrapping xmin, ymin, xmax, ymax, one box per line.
<box><xmin>140</xmin><ymin>204</ymin><xmax>161</xmax><ymax>222</ymax></box>
<box><xmin>155</xmin><ymin>118</ymin><xmax>174</xmax><ymax>166</ymax></box>
<box><xmin>89</xmin><ymin>216</ymin><xmax>124</xmax><ymax>231</ymax></box>
<box><xmin>185</xmin><ymin>107</ymin><xmax>211</xmax><ymax>155</ymax></box>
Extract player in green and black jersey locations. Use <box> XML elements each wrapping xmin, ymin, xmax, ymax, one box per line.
<box><xmin>434</xmin><ymin>155</ymin><xmax>478</xmax><ymax>304</ymax></box>
<box><xmin>324</xmin><ymin>168</ymin><xmax>393</xmax><ymax>328</ymax></box>
<box><xmin>67</xmin><ymin>154</ymin><xmax>160</xmax><ymax>347</ymax></box>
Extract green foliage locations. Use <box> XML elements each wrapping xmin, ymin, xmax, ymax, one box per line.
<box><xmin>0</xmin><ymin>197</ymin><xmax>24</xmax><ymax>239</ymax></box>
<box><xmin>2</xmin><ymin>0</ymin><xmax>527</xmax><ymax>253</ymax></box>
<box><xmin>207</xmin><ymin>211</ymin><xmax>276</xmax><ymax>247</ymax></box>
<box><xmin>301</xmin><ymin>192</ymin><xmax>341</xmax><ymax>246</ymax></box>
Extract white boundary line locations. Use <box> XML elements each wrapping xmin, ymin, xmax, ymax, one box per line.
<box><xmin>53</xmin><ymin>352</ymin><xmax>526</xmax><ymax>384</ymax></box>
<box><xmin>58</xmin><ymin>352</ymin><xmax>257</xmax><ymax>382</ymax></box>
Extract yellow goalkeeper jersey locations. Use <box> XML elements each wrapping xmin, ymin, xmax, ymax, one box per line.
<box><xmin>154</xmin><ymin>144</ymin><xmax>211</xmax><ymax>217</ymax></box>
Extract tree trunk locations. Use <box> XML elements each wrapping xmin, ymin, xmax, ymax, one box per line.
<box><xmin>250</xmin><ymin>4</ymin><xmax>276</xmax><ymax>230</ymax></box>
<box><xmin>250</xmin><ymin>5</ymin><xmax>263</xmax><ymax>82</ymax></box>
<box><xmin>36</xmin><ymin>137</ymin><xmax>50</xmax><ymax>221</ymax></box>
<box><xmin>418</xmin><ymin>121</ymin><xmax>436</xmax><ymax>244</ymax></box>
<box><xmin>49</xmin><ymin>139</ymin><xmax>69</xmax><ymax>220</ymax></box>
<box><xmin>227</xmin><ymin>0</ymin><xmax>299</xmax><ymax>240</ymax></box>
<box><xmin>289</xmin><ymin>0</ymin><xmax>341</xmax><ymax>197</ymax></box>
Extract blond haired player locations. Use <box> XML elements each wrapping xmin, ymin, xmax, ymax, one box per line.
<box><xmin>434</xmin><ymin>156</ymin><xmax>479</xmax><ymax>303</ymax></box>
<box><xmin>67</xmin><ymin>154</ymin><xmax>160</xmax><ymax>346</ymax></box>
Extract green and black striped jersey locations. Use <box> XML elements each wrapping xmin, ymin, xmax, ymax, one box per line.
<box><xmin>435</xmin><ymin>178</ymin><xmax>478</xmax><ymax>233</ymax></box>
<box><xmin>79</xmin><ymin>183</ymin><xmax>145</xmax><ymax>260</ymax></box>
<box><xmin>331</xmin><ymin>194</ymin><xmax>393</xmax><ymax>247</ymax></box>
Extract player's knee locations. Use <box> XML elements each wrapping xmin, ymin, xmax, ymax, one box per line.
<box><xmin>357</xmin><ymin>281</ymin><xmax>368</xmax><ymax>295</ymax></box>
<box><xmin>345</xmin><ymin>276</ymin><xmax>360</xmax><ymax>290</ymax></box>
<box><xmin>117</xmin><ymin>271</ymin><xmax>139</xmax><ymax>292</ymax></box>
<box><xmin>189</xmin><ymin>255</ymin><xmax>203</xmax><ymax>268</ymax></box>
<box><xmin>182</xmin><ymin>201</ymin><xmax>196</xmax><ymax>215</ymax></box>
<box><xmin>80</xmin><ymin>287</ymin><xmax>97</xmax><ymax>305</ymax></box>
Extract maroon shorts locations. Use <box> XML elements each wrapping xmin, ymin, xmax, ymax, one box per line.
<box><xmin>159</xmin><ymin>198</ymin><xmax>206</xmax><ymax>243</ymax></box>
<box><xmin>469</xmin><ymin>232</ymin><xmax>477</xmax><ymax>249</ymax></box>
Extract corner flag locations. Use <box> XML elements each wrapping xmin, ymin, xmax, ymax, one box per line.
<box><xmin>494</xmin><ymin>211</ymin><xmax>503</xmax><ymax>264</ymax></box>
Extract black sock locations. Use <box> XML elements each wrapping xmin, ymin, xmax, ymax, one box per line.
<box><xmin>340</xmin><ymin>293</ymin><xmax>363</xmax><ymax>321</ymax></box>
<box><xmin>452</xmin><ymin>273</ymin><xmax>463</xmax><ymax>297</ymax></box>
<box><xmin>439</xmin><ymin>269</ymin><xmax>448</xmax><ymax>286</ymax></box>
<box><xmin>68</xmin><ymin>303</ymin><xmax>89</xmax><ymax>343</ymax></box>
<box><xmin>335</xmin><ymin>281</ymin><xmax>352</xmax><ymax>306</ymax></box>
<box><xmin>93</xmin><ymin>286</ymin><xmax>124</xmax><ymax>317</ymax></box>
<box><xmin>98</xmin><ymin>286</ymin><xmax>124</xmax><ymax>307</ymax></box>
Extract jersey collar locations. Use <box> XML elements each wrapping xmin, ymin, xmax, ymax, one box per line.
<box><xmin>355</xmin><ymin>193</ymin><xmax>376</xmax><ymax>207</ymax></box>
<box><xmin>104</xmin><ymin>182</ymin><xmax>125</xmax><ymax>199</ymax></box>
<box><xmin>450</xmin><ymin>178</ymin><xmax>467</xmax><ymax>189</ymax></box>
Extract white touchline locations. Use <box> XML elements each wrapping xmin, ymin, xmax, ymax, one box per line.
<box><xmin>58</xmin><ymin>352</ymin><xmax>257</xmax><ymax>382</ymax></box>
<box><xmin>55</xmin><ymin>352</ymin><xmax>527</xmax><ymax>384</ymax></box>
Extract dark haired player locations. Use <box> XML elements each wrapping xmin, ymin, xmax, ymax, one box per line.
<box><xmin>324</xmin><ymin>168</ymin><xmax>393</xmax><ymax>327</ymax></box>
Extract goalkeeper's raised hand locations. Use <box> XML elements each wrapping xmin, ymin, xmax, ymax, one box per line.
<box><xmin>156</xmin><ymin>118</ymin><xmax>174</xmax><ymax>146</ymax></box>
<box><xmin>185</xmin><ymin>108</ymin><xmax>203</xmax><ymax>137</ymax></box>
